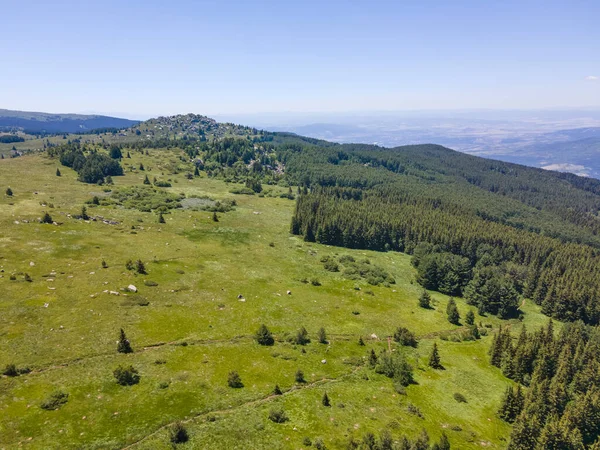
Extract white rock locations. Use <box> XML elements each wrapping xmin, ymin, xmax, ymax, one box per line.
<box><xmin>109</xmin><ymin>291</ymin><xmax>120</xmax><ymax>296</ymax></box>
<box><xmin>127</xmin><ymin>285</ymin><xmax>137</xmax><ymax>293</ymax></box>
<box><xmin>370</xmin><ymin>333</ymin><xmax>378</xmax><ymax>339</ymax></box>
<box><xmin>287</xmin><ymin>290</ymin><xmax>291</xmax><ymax>295</ymax></box>
<box><xmin>321</xmin><ymin>359</ymin><xmax>327</xmax><ymax>364</ymax></box>
<box><xmin>29</xmin><ymin>261</ymin><xmax>35</xmax><ymax>266</ymax></box>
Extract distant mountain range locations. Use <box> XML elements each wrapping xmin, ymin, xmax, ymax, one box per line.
<box><xmin>0</xmin><ymin>109</ymin><xmax>139</xmax><ymax>133</ymax></box>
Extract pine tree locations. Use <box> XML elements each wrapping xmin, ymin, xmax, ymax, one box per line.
<box><xmin>135</xmin><ymin>259</ymin><xmax>147</xmax><ymax>275</ymax></box>
<box><xmin>508</xmin><ymin>414</ymin><xmax>540</xmax><ymax>450</ymax></box>
<box><xmin>81</xmin><ymin>206</ymin><xmax>89</xmax><ymax>220</ymax></box>
<box><xmin>465</xmin><ymin>309</ymin><xmax>475</xmax><ymax>325</ymax></box>
<box><xmin>158</xmin><ymin>212</ymin><xmax>165</xmax><ymax>224</ymax></box>
<box><xmin>499</xmin><ymin>386</ymin><xmax>516</xmax><ymax>422</ymax></box>
<box><xmin>368</xmin><ymin>349</ymin><xmax>378</xmax><ymax>368</ymax></box>
<box><xmin>358</xmin><ymin>336</ymin><xmax>365</xmax><ymax>346</ymax></box>
<box><xmin>317</xmin><ymin>327</ymin><xmax>327</xmax><ymax>344</ymax></box>
<box><xmin>273</xmin><ymin>384</ymin><xmax>282</xmax><ymax>395</ymax></box>
<box><xmin>255</xmin><ymin>324</ymin><xmax>274</xmax><ymax>346</ymax></box>
<box><xmin>490</xmin><ymin>327</ymin><xmax>506</xmax><ymax>367</ymax></box>
<box><xmin>322</xmin><ymin>392</ymin><xmax>330</xmax><ymax>406</ymax></box>
<box><xmin>6</xmin><ymin>187</ymin><xmax>13</xmax><ymax>196</ymax></box>
<box><xmin>447</xmin><ymin>298</ymin><xmax>460</xmax><ymax>324</ymax></box>
<box><xmin>212</xmin><ymin>212</ymin><xmax>219</xmax><ymax>222</ymax></box>
<box><xmin>56</xmin><ymin>168</ymin><xmax>61</xmax><ymax>176</ymax></box>
<box><xmin>432</xmin><ymin>432</ymin><xmax>450</xmax><ymax>450</ymax></box>
<box><xmin>295</xmin><ymin>369</ymin><xmax>305</xmax><ymax>383</ymax></box>
<box><xmin>227</xmin><ymin>371</ymin><xmax>243</xmax><ymax>388</ymax></box>
<box><xmin>41</xmin><ymin>212</ymin><xmax>53</xmax><ymax>224</ymax></box>
<box><xmin>117</xmin><ymin>329</ymin><xmax>133</xmax><ymax>353</ymax></box>
<box><xmin>139</xmin><ymin>163</ymin><xmax>145</xmax><ymax>171</ymax></box>
<box><xmin>294</xmin><ymin>326</ymin><xmax>310</xmax><ymax>345</ymax></box>
<box><xmin>143</xmin><ymin>174</ymin><xmax>150</xmax><ymax>184</ymax></box>
<box><xmin>169</xmin><ymin>421</ymin><xmax>189</xmax><ymax>445</ymax></box>
<box><xmin>194</xmin><ymin>165</ymin><xmax>200</xmax><ymax>176</ymax></box>
<box><xmin>419</xmin><ymin>290</ymin><xmax>432</xmax><ymax>309</ymax></box>
<box><xmin>379</xmin><ymin>429</ymin><xmax>394</xmax><ymax>450</ymax></box>
<box><xmin>428</xmin><ymin>342</ymin><xmax>443</xmax><ymax>369</ymax></box>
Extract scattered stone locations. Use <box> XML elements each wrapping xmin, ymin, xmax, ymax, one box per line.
<box><xmin>89</xmin><ymin>272</ymin><xmax>95</xmax><ymax>275</ymax></box>
<box><xmin>109</xmin><ymin>291</ymin><xmax>120</xmax><ymax>296</ymax></box>
<box><xmin>287</xmin><ymin>290</ymin><xmax>292</xmax><ymax>295</ymax></box>
<box><xmin>237</xmin><ymin>294</ymin><xmax>244</xmax><ymax>299</ymax></box>
<box><xmin>29</xmin><ymin>262</ymin><xmax>35</xmax><ymax>266</ymax></box>
<box><xmin>370</xmin><ymin>333</ymin><xmax>378</xmax><ymax>340</ymax></box>
<box><xmin>321</xmin><ymin>359</ymin><xmax>327</xmax><ymax>364</ymax></box>
<box><xmin>127</xmin><ymin>285</ymin><xmax>137</xmax><ymax>293</ymax></box>
<box><xmin>43</xmin><ymin>303</ymin><xmax>49</xmax><ymax>308</ymax></box>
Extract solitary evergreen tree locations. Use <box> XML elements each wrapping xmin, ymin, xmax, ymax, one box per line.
<box><xmin>92</xmin><ymin>196</ymin><xmax>100</xmax><ymax>205</ymax></box>
<box><xmin>322</xmin><ymin>392</ymin><xmax>330</xmax><ymax>406</ymax></box>
<box><xmin>139</xmin><ymin>163</ymin><xmax>145</xmax><ymax>171</ymax></box>
<box><xmin>194</xmin><ymin>165</ymin><xmax>200</xmax><ymax>176</ymax></box>
<box><xmin>117</xmin><ymin>328</ymin><xmax>133</xmax><ymax>353</ymax></box>
<box><xmin>102</xmin><ymin>259</ymin><xmax>108</xmax><ymax>269</ymax></box>
<box><xmin>81</xmin><ymin>206</ymin><xmax>89</xmax><ymax>220</ymax></box>
<box><xmin>273</xmin><ymin>384</ymin><xmax>282</xmax><ymax>395</ymax></box>
<box><xmin>135</xmin><ymin>259</ymin><xmax>147</xmax><ymax>275</ymax></box>
<box><xmin>212</xmin><ymin>212</ymin><xmax>219</xmax><ymax>222</ymax></box>
<box><xmin>446</xmin><ymin>298</ymin><xmax>460</xmax><ymax>325</ymax></box>
<box><xmin>418</xmin><ymin>290</ymin><xmax>432</xmax><ymax>309</ymax></box>
<box><xmin>143</xmin><ymin>175</ymin><xmax>150</xmax><ymax>185</ymax></box>
<box><xmin>358</xmin><ymin>336</ymin><xmax>365</xmax><ymax>346</ymax></box>
<box><xmin>158</xmin><ymin>212</ymin><xmax>165</xmax><ymax>224</ymax></box>
<box><xmin>368</xmin><ymin>349</ymin><xmax>378</xmax><ymax>368</ymax></box>
<box><xmin>465</xmin><ymin>310</ymin><xmax>475</xmax><ymax>325</ymax></box>
<box><xmin>428</xmin><ymin>342</ymin><xmax>443</xmax><ymax>369</ymax></box>
<box><xmin>295</xmin><ymin>369</ymin><xmax>305</xmax><ymax>383</ymax></box>
<box><xmin>169</xmin><ymin>421</ymin><xmax>189</xmax><ymax>445</ymax></box>
<box><xmin>317</xmin><ymin>327</ymin><xmax>327</xmax><ymax>344</ymax></box>
<box><xmin>6</xmin><ymin>187</ymin><xmax>13</xmax><ymax>196</ymax></box>
<box><xmin>41</xmin><ymin>212</ymin><xmax>53</xmax><ymax>224</ymax></box>
<box><xmin>255</xmin><ymin>324</ymin><xmax>274</xmax><ymax>346</ymax></box>
<box><xmin>294</xmin><ymin>326</ymin><xmax>310</xmax><ymax>345</ymax></box>
<box><xmin>56</xmin><ymin>168</ymin><xmax>61</xmax><ymax>176</ymax></box>
<box><xmin>227</xmin><ymin>371</ymin><xmax>243</xmax><ymax>388</ymax></box>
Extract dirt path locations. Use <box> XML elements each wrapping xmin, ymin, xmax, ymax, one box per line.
<box><xmin>120</xmin><ymin>366</ymin><xmax>360</xmax><ymax>450</ymax></box>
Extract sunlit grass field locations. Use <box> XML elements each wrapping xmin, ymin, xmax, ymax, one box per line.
<box><xmin>0</xmin><ymin>151</ymin><xmax>546</xmax><ymax>449</ymax></box>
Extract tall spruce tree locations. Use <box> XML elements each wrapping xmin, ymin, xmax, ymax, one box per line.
<box><xmin>117</xmin><ymin>329</ymin><xmax>133</xmax><ymax>354</ymax></box>
<box><xmin>428</xmin><ymin>342</ymin><xmax>443</xmax><ymax>369</ymax></box>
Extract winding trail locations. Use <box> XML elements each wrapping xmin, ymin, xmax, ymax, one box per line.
<box><xmin>120</xmin><ymin>366</ymin><xmax>361</xmax><ymax>450</ymax></box>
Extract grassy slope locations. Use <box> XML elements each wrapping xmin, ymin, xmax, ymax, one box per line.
<box><xmin>0</xmin><ymin>151</ymin><xmax>549</xmax><ymax>449</ymax></box>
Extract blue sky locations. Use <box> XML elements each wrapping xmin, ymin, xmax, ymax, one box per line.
<box><xmin>1</xmin><ymin>0</ymin><xmax>599</xmax><ymax>117</ymax></box>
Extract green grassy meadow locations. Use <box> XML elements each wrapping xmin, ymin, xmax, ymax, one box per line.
<box><xmin>0</xmin><ymin>151</ymin><xmax>546</xmax><ymax>449</ymax></box>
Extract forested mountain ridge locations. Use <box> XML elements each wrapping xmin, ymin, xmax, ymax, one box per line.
<box><xmin>42</xmin><ymin>117</ymin><xmax>600</xmax><ymax>327</ymax></box>
<box><xmin>0</xmin><ymin>108</ymin><xmax>138</xmax><ymax>133</ymax></box>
